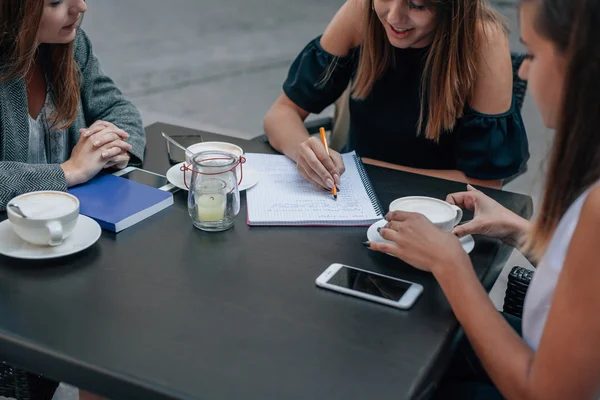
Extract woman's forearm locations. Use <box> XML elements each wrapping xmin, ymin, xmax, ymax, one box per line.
<box><xmin>361</xmin><ymin>158</ymin><xmax>502</xmax><ymax>189</ymax></box>
<box><xmin>264</xmin><ymin>103</ymin><xmax>311</xmax><ymax>162</ymax></box>
<box><xmin>501</xmin><ymin>215</ymin><xmax>532</xmax><ymax>248</ymax></box>
<box><xmin>0</xmin><ymin>162</ymin><xmax>68</xmax><ymax>210</ymax></box>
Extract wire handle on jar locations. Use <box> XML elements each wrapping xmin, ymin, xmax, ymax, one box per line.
<box><xmin>181</xmin><ymin>156</ymin><xmax>246</xmax><ymax>191</ymax></box>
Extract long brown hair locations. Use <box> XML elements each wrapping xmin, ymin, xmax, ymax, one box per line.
<box><xmin>352</xmin><ymin>0</ymin><xmax>504</xmax><ymax>141</ymax></box>
<box><xmin>522</xmin><ymin>0</ymin><xmax>600</xmax><ymax>260</ymax></box>
<box><xmin>0</xmin><ymin>0</ymin><xmax>81</xmax><ymax>129</ymax></box>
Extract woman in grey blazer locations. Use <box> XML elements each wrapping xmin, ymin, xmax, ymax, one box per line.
<box><xmin>0</xmin><ymin>0</ymin><xmax>146</xmax><ymax>212</ymax></box>
<box><xmin>1</xmin><ymin>0</ymin><xmax>145</xmax><ymax>398</ymax></box>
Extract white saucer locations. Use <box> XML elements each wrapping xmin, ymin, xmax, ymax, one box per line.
<box><xmin>166</xmin><ymin>162</ymin><xmax>260</xmax><ymax>192</ymax></box>
<box><xmin>0</xmin><ymin>215</ymin><xmax>102</xmax><ymax>260</ymax></box>
<box><xmin>367</xmin><ymin>219</ymin><xmax>475</xmax><ymax>255</ymax></box>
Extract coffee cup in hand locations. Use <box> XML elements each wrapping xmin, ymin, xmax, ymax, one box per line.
<box><xmin>7</xmin><ymin>191</ymin><xmax>80</xmax><ymax>246</ymax></box>
<box><xmin>389</xmin><ymin>196</ymin><xmax>463</xmax><ymax>232</ymax></box>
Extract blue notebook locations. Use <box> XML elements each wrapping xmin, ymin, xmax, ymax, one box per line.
<box><xmin>69</xmin><ymin>174</ymin><xmax>174</xmax><ymax>232</ymax></box>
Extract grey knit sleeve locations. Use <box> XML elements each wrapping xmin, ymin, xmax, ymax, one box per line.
<box><xmin>0</xmin><ymin>162</ymin><xmax>67</xmax><ymax>210</ymax></box>
<box><xmin>74</xmin><ymin>29</ymin><xmax>146</xmax><ymax>165</ymax></box>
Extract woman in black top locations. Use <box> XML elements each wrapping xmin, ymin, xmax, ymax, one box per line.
<box><xmin>264</xmin><ymin>0</ymin><xmax>529</xmax><ymax>189</ymax></box>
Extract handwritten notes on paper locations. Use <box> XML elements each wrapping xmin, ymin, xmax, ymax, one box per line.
<box><xmin>245</xmin><ymin>152</ymin><xmax>383</xmax><ymax>226</ymax></box>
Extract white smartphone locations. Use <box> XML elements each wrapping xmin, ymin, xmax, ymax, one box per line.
<box><xmin>316</xmin><ymin>263</ymin><xmax>423</xmax><ymax>310</ymax></box>
<box><xmin>113</xmin><ymin>167</ymin><xmax>177</xmax><ymax>192</ymax></box>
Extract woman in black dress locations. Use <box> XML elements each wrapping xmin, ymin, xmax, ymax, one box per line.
<box><xmin>264</xmin><ymin>0</ymin><xmax>529</xmax><ymax>190</ymax></box>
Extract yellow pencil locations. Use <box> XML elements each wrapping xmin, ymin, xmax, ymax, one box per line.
<box><xmin>319</xmin><ymin>127</ymin><xmax>338</xmax><ymax>200</ymax></box>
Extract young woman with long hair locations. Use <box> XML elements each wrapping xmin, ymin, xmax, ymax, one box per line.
<box><xmin>264</xmin><ymin>0</ymin><xmax>529</xmax><ymax>190</ymax></box>
<box><xmin>0</xmin><ymin>0</ymin><xmax>145</xmax><ymax>398</ymax></box>
<box><xmin>0</xmin><ymin>0</ymin><xmax>146</xmax><ymax>211</ymax></box>
<box><xmin>368</xmin><ymin>0</ymin><xmax>600</xmax><ymax>397</ymax></box>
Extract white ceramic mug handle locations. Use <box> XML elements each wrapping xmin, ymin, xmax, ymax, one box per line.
<box><xmin>451</xmin><ymin>205</ymin><xmax>463</xmax><ymax>227</ymax></box>
<box><xmin>47</xmin><ymin>221</ymin><xmax>63</xmax><ymax>246</ymax></box>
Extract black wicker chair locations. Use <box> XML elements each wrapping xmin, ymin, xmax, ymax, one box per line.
<box><xmin>0</xmin><ymin>362</ymin><xmax>59</xmax><ymax>400</ymax></box>
<box><xmin>511</xmin><ymin>52</ymin><xmax>528</xmax><ymax>112</ymax></box>
<box><xmin>502</xmin><ymin>266</ymin><xmax>535</xmax><ymax>318</ymax></box>
<box><xmin>503</xmin><ymin>52</ymin><xmax>529</xmax><ymax>184</ymax></box>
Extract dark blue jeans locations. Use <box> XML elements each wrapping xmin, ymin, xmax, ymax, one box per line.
<box><xmin>433</xmin><ymin>313</ymin><xmax>522</xmax><ymax>400</ymax></box>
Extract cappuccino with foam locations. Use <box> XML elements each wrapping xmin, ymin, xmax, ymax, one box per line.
<box><xmin>7</xmin><ymin>191</ymin><xmax>80</xmax><ymax>246</ymax></box>
<box><xmin>16</xmin><ymin>192</ymin><xmax>78</xmax><ymax>219</ymax></box>
<box><xmin>389</xmin><ymin>196</ymin><xmax>463</xmax><ymax>232</ymax></box>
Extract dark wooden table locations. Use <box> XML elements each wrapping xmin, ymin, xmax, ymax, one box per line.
<box><xmin>0</xmin><ymin>122</ymin><xmax>533</xmax><ymax>400</ymax></box>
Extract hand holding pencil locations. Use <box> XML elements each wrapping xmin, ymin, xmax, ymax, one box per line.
<box><xmin>295</xmin><ymin>128</ymin><xmax>345</xmax><ymax>192</ymax></box>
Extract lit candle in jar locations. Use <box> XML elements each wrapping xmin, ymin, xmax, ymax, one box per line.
<box><xmin>196</xmin><ymin>193</ymin><xmax>226</xmax><ymax>222</ymax></box>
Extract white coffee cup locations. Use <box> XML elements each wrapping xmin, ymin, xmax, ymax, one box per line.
<box><xmin>7</xmin><ymin>191</ymin><xmax>80</xmax><ymax>246</ymax></box>
<box><xmin>389</xmin><ymin>196</ymin><xmax>463</xmax><ymax>232</ymax></box>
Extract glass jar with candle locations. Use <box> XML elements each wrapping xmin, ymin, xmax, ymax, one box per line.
<box><xmin>187</xmin><ymin>150</ymin><xmax>242</xmax><ymax>231</ymax></box>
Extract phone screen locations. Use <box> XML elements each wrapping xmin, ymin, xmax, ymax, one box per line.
<box><xmin>170</xmin><ymin>135</ymin><xmax>205</xmax><ymax>148</ymax></box>
<box><xmin>167</xmin><ymin>135</ymin><xmax>204</xmax><ymax>164</ymax></box>
<box><xmin>119</xmin><ymin>169</ymin><xmax>169</xmax><ymax>189</ymax></box>
<box><xmin>326</xmin><ymin>266</ymin><xmax>411</xmax><ymax>301</ymax></box>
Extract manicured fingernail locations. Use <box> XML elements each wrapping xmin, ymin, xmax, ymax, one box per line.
<box><xmin>362</xmin><ymin>241</ymin><xmax>371</xmax><ymax>248</ymax></box>
<box><xmin>334</xmin><ymin>174</ymin><xmax>341</xmax><ymax>186</ymax></box>
<box><xmin>101</xmin><ymin>152</ymin><xmax>108</xmax><ymax>158</ymax></box>
<box><xmin>326</xmin><ymin>179</ymin><xmax>334</xmax><ymax>189</ymax></box>
<box><xmin>93</xmin><ymin>141</ymin><xmax>100</xmax><ymax>147</ymax></box>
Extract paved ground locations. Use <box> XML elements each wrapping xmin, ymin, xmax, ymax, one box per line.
<box><xmin>46</xmin><ymin>1</ymin><xmax>542</xmax><ymax>398</ymax></box>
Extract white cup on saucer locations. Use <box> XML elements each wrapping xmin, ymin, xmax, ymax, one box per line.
<box><xmin>7</xmin><ymin>191</ymin><xmax>80</xmax><ymax>247</ymax></box>
<box><xmin>389</xmin><ymin>196</ymin><xmax>463</xmax><ymax>232</ymax></box>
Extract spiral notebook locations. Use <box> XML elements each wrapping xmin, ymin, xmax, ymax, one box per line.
<box><xmin>245</xmin><ymin>151</ymin><xmax>383</xmax><ymax>226</ymax></box>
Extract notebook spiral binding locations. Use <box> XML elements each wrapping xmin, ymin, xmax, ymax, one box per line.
<box><xmin>353</xmin><ymin>154</ymin><xmax>384</xmax><ymax>217</ymax></box>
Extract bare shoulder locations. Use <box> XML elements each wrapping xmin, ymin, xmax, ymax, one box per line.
<box><xmin>580</xmin><ymin>186</ymin><xmax>600</xmax><ymax>222</ymax></box>
<box><xmin>548</xmin><ymin>184</ymin><xmax>600</xmax><ymax>327</ymax></box>
<box><xmin>320</xmin><ymin>0</ymin><xmax>366</xmax><ymax>57</ymax></box>
<box><xmin>470</xmin><ymin>20</ymin><xmax>512</xmax><ymax>114</ymax></box>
